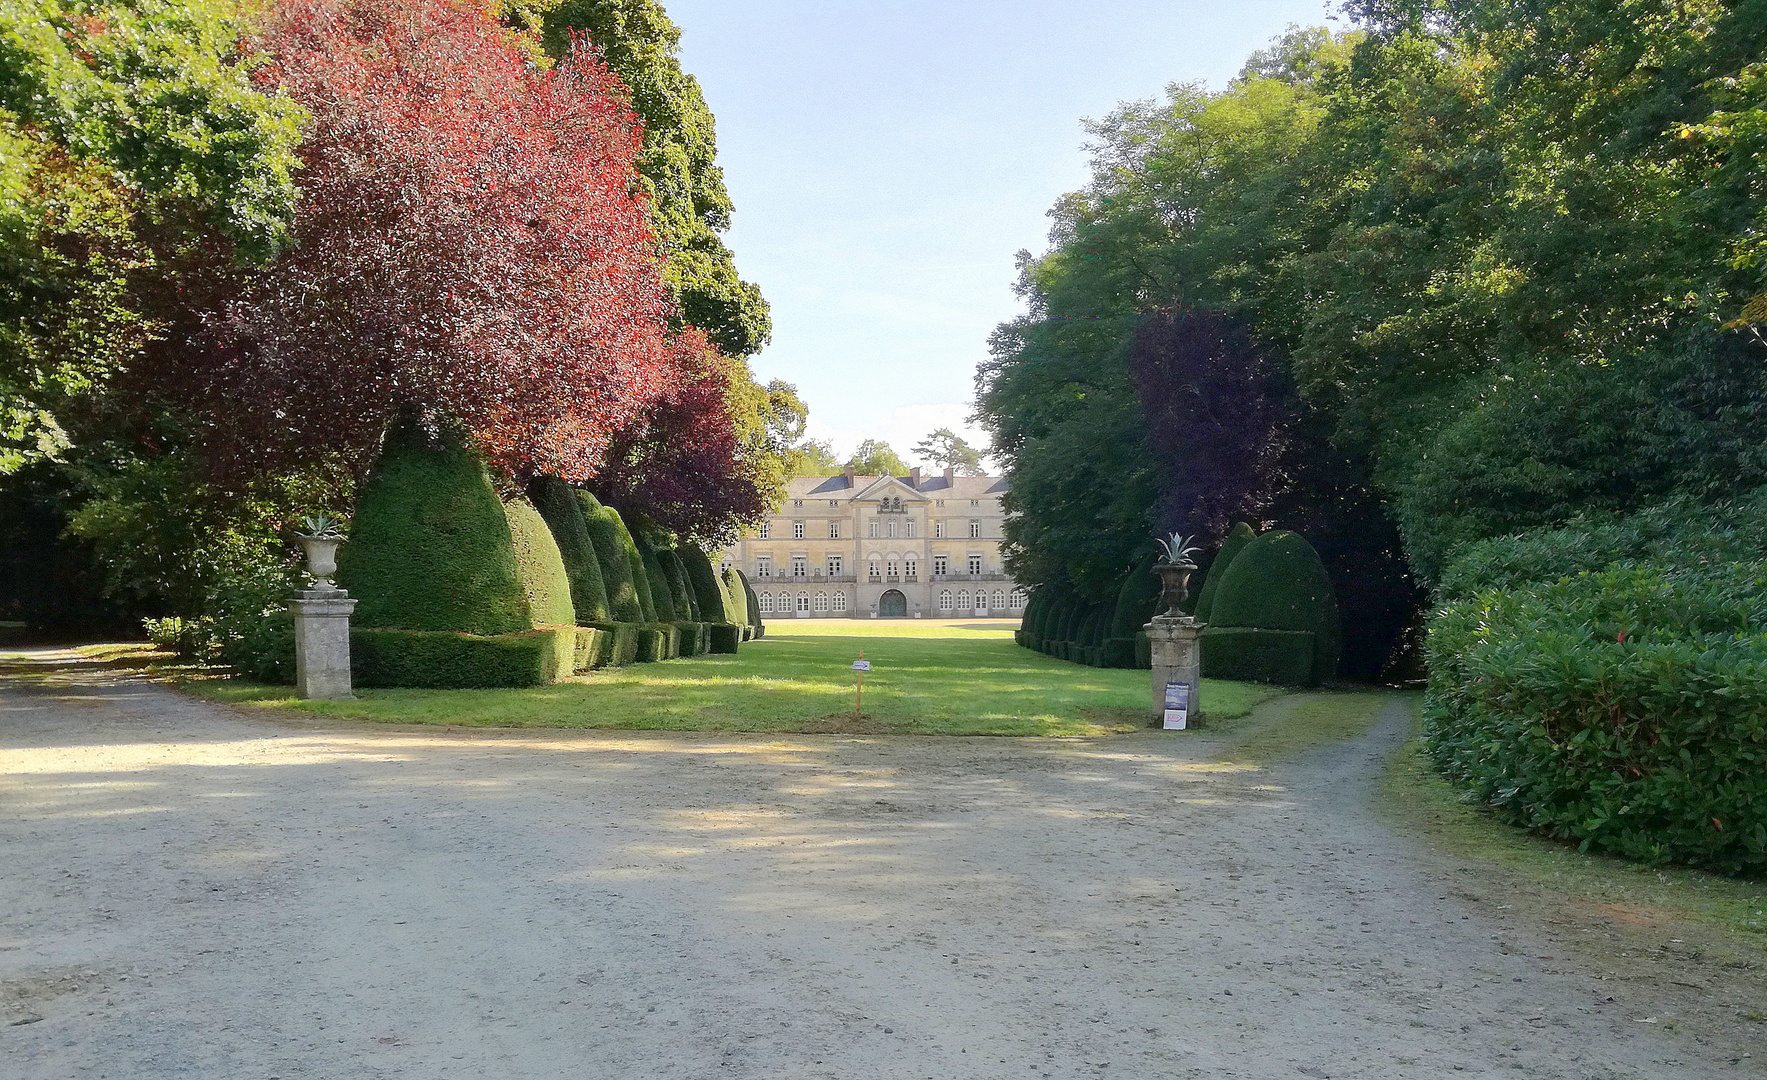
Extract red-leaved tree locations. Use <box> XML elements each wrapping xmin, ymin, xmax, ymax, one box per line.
<box><xmin>592</xmin><ymin>339</ymin><xmax>776</xmax><ymax>543</ymax></box>
<box><xmin>139</xmin><ymin>0</ymin><xmax>692</xmax><ymax>482</ymax></box>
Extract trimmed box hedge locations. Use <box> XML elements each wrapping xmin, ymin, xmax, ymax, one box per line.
<box><xmin>571</xmin><ymin>626</ymin><xmax>604</xmax><ymax>673</ymax></box>
<box><xmin>1101</xmin><ymin>637</ymin><xmax>1136</xmax><ymax>669</ymax></box>
<box><xmin>352</xmin><ymin>627</ymin><xmax>573</xmax><ymax>688</ymax></box>
<box><xmin>708</xmin><ymin>623</ymin><xmax>741</xmax><ymax>653</ymax></box>
<box><xmin>588</xmin><ymin>621</ymin><xmax>640</xmax><ymax>667</ymax></box>
<box><xmin>676</xmin><ymin>622</ymin><xmax>707</xmax><ymax>657</ymax></box>
<box><xmin>1134</xmin><ymin>631</ymin><xmax>1152</xmax><ymax>669</ymax></box>
<box><xmin>1199</xmin><ymin>626</ymin><xmax>1317</xmax><ymax>686</ymax></box>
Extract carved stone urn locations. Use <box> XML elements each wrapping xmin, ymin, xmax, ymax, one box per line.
<box><xmin>1151</xmin><ymin>560</ymin><xmax>1196</xmax><ymax>617</ymax></box>
<box><xmin>295</xmin><ymin>533</ymin><xmax>345</xmax><ymax>591</ymax></box>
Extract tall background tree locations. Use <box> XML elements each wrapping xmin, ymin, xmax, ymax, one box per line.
<box><xmin>844</xmin><ymin>439</ymin><xmax>908</xmax><ymax>477</ymax></box>
<box><xmin>912</xmin><ymin>428</ymin><xmax>986</xmax><ymax>475</ymax></box>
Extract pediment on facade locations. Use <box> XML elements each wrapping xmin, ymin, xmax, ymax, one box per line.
<box><xmin>851</xmin><ymin>476</ymin><xmax>929</xmax><ymax>503</ymax></box>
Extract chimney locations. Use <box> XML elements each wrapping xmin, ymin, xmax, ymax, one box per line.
<box><xmin>843</xmin><ymin>466</ymin><xmax>854</xmax><ymax>485</ymax></box>
<box><xmin>943</xmin><ymin>467</ymin><xmax>954</xmax><ymax>481</ymax></box>
<box><xmin>909</xmin><ymin>467</ymin><xmax>922</xmax><ymax>488</ymax></box>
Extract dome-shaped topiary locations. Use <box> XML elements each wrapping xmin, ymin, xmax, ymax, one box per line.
<box><xmin>527</xmin><ymin>476</ymin><xmax>610</xmax><ymax>624</ymax></box>
<box><xmin>337</xmin><ymin>412</ymin><xmax>529</xmax><ymax>635</ymax></box>
<box><xmin>503</xmin><ymin>498</ymin><xmax>577</xmax><ymax>628</ymax></box>
<box><xmin>1209</xmin><ymin>530</ymin><xmax>1340</xmax><ymax>681</ymax></box>
<box><xmin>1195</xmin><ymin>521</ymin><xmax>1256</xmax><ymax>624</ymax></box>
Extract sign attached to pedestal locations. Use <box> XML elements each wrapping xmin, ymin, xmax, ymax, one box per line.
<box><xmin>1163</xmin><ymin>680</ymin><xmax>1190</xmax><ymax>730</ymax></box>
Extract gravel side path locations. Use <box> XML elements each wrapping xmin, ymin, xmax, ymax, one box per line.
<box><xmin>1</xmin><ymin>647</ymin><xmax>1758</xmax><ymax>1079</ymax></box>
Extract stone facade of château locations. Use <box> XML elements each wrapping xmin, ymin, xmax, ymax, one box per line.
<box><xmin>720</xmin><ymin>469</ymin><xmax>1025</xmax><ymax>619</ymax></box>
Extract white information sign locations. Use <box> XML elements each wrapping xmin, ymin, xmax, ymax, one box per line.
<box><xmin>1163</xmin><ymin>681</ymin><xmax>1190</xmax><ymax>730</ymax></box>
<box><xmin>852</xmin><ymin>660</ymin><xmax>872</xmax><ymax>671</ymax></box>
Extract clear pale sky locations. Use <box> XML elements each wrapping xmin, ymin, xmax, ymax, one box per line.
<box><xmin>665</xmin><ymin>0</ymin><xmax>1337</xmax><ymax>466</ymax></box>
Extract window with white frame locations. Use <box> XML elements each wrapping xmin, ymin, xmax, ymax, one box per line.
<box><xmin>796</xmin><ymin>593</ymin><xmax>810</xmax><ymax>613</ymax></box>
<box><xmin>905</xmin><ymin>519</ymin><xmax>916</xmax><ymax>538</ymax></box>
<box><xmin>791</xmin><ymin>555</ymin><xmax>807</xmax><ymax>578</ymax></box>
<box><xmin>969</xmin><ymin>519</ymin><xmax>981</xmax><ymax>538</ymax></box>
<box><xmin>970</xmin><ymin>499</ymin><xmax>980</xmax><ymax>506</ymax></box>
<box><xmin>756</xmin><ymin>555</ymin><xmax>772</xmax><ymax>578</ymax></box>
<box><xmin>827</xmin><ymin>554</ymin><xmax>842</xmax><ymax>577</ymax></box>
<box><xmin>935</xmin><ymin>500</ymin><xmax>945</xmax><ymax>508</ymax></box>
<box><xmin>829</xmin><ymin>520</ymin><xmax>841</xmax><ymax>539</ymax></box>
<box><xmin>814</xmin><ymin>591</ymin><xmax>829</xmax><ymax>613</ymax></box>
<box><xmin>933</xmin><ymin>554</ymin><xmax>947</xmax><ymax>577</ymax></box>
<box><xmin>886</xmin><ymin>559</ymin><xmax>898</xmax><ymax>580</ymax></box>
<box><xmin>957</xmin><ymin>590</ymin><xmax>971</xmax><ymax>610</ymax></box>
<box><xmin>934</xmin><ymin>520</ymin><xmax>945</xmax><ymax>539</ymax></box>
<box><xmin>904</xmin><ymin>556</ymin><xmax>917</xmax><ymax>580</ymax></box>
<box><xmin>1010</xmin><ymin>587</ymin><xmax>1027</xmax><ymax>607</ymax></box>
<box><xmin>758</xmin><ymin>522</ymin><xmax>770</xmax><ymax>539</ymax></box>
<box><xmin>759</xmin><ymin>593</ymin><xmax>774</xmax><ymax>614</ymax></box>
<box><xmin>792</xmin><ymin>520</ymin><xmax>805</xmax><ymax>539</ymax></box>
<box><xmin>887</xmin><ymin>519</ymin><xmax>898</xmax><ymax>538</ymax></box>
<box><xmin>829</xmin><ymin>499</ymin><xmax>840</xmax><ymax>507</ymax></box>
<box><xmin>832</xmin><ymin>591</ymin><xmax>848</xmax><ymax>613</ymax></box>
<box><xmin>968</xmin><ymin>554</ymin><xmax>983</xmax><ymax>576</ymax></box>
<box><xmin>993</xmin><ymin>590</ymin><xmax>1006</xmax><ymax>610</ymax></box>
<box><xmin>868</xmin><ymin>520</ymin><xmax>879</xmax><ymax>539</ymax></box>
<box><xmin>939</xmin><ymin>590</ymin><xmax>953</xmax><ymax>611</ymax></box>
<box><xmin>868</xmin><ymin>560</ymin><xmax>881</xmax><ymax>581</ymax></box>
<box><xmin>793</xmin><ymin>499</ymin><xmax>804</xmax><ymax>507</ymax></box>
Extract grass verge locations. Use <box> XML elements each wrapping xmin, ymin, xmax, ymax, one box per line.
<box><xmin>1206</xmin><ymin>690</ymin><xmax>1396</xmax><ymax>765</ymax></box>
<box><xmin>78</xmin><ymin>630</ymin><xmax>1280</xmax><ymax>738</ymax></box>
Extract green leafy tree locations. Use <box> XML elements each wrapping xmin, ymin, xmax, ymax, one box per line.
<box><xmin>531</xmin><ymin>0</ymin><xmax>770</xmax><ymax>360</ymax></box>
<box><xmin>783</xmin><ymin>438</ymin><xmax>840</xmax><ymax>478</ymax></box>
<box><xmin>0</xmin><ymin>0</ymin><xmax>305</xmax><ymax>470</ymax></box>
<box><xmin>844</xmin><ymin>439</ymin><xmax>908</xmax><ymax>477</ymax></box>
<box><xmin>912</xmin><ymin>428</ymin><xmax>985</xmax><ymax>475</ymax></box>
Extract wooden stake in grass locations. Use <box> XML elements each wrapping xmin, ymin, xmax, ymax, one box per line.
<box><xmin>852</xmin><ymin>651</ymin><xmax>870</xmax><ymax>717</ymax></box>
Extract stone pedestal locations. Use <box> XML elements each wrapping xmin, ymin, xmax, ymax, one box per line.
<box><xmin>290</xmin><ymin>588</ymin><xmax>357</xmax><ymax>700</ymax></box>
<box><xmin>1145</xmin><ymin>615</ymin><xmax>1203</xmax><ymax>725</ymax></box>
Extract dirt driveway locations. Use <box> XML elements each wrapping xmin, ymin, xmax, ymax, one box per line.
<box><xmin>1</xmin><ymin>648</ymin><xmax>1760</xmax><ymax>1079</ymax></box>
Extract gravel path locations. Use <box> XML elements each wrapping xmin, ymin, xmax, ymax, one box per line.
<box><xmin>1</xmin><ymin>647</ymin><xmax>1758</xmax><ymax>1079</ymax></box>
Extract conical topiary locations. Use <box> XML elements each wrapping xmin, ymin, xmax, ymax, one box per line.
<box><xmin>527</xmin><ymin>476</ymin><xmax>610</xmax><ymax>624</ymax></box>
<box><xmin>1110</xmin><ymin>553</ymin><xmax>1159</xmax><ymax>637</ymax></box>
<box><xmin>1195</xmin><ymin>521</ymin><xmax>1256</xmax><ymax>624</ymax></box>
<box><xmin>578</xmin><ymin>492</ymin><xmax>650</xmax><ymax>623</ymax></box>
<box><xmin>337</xmin><ymin>411</ymin><xmax>529</xmax><ymax>635</ymax></box>
<box><xmin>680</xmin><ymin>545</ymin><xmax>728</xmax><ymax>623</ymax></box>
<box><xmin>1208</xmin><ymin>530</ymin><xmax>1340</xmax><ymax>683</ymax></box>
<box><xmin>737</xmin><ymin>568</ymin><xmax>762</xmax><ymax>635</ymax></box>
<box><xmin>718</xmin><ymin>564</ymin><xmax>747</xmax><ymax>626</ymax></box>
<box><xmin>637</xmin><ymin>541</ymin><xmax>677</xmax><ymax>621</ymax></box>
<box><xmin>660</xmin><ymin>547</ymin><xmax>698</xmax><ymax>620</ymax></box>
<box><xmin>502</xmin><ymin>498</ymin><xmax>577</xmax><ymax>628</ymax></box>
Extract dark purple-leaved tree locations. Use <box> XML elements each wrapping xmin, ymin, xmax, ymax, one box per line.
<box><xmin>1128</xmin><ymin>308</ymin><xmax>1289</xmax><ymax>541</ymax></box>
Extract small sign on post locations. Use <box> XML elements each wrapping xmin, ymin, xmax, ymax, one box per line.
<box><xmin>1163</xmin><ymin>680</ymin><xmax>1190</xmax><ymax>730</ymax></box>
<box><xmin>853</xmin><ymin>653</ymin><xmax>870</xmax><ymax>716</ymax></box>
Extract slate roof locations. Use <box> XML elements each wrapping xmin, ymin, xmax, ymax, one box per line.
<box><xmin>785</xmin><ymin>473</ymin><xmax>1008</xmax><ymax>501</ymax></box>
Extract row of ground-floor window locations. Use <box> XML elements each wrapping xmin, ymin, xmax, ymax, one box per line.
<box><xmin>755</xmin><ymin>587</ymin><xmax>1026</xmax><ymax>618</ymax></box>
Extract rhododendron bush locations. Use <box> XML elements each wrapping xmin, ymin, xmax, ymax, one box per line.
<box><xmin>143</xmin><ymin>0</ymin><xmax>694</xmax><ymax>483</ymax></box>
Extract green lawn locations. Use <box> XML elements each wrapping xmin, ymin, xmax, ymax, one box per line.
<box><xmin>182</xmin><ymin>619</ymin><xmax>1279</xmax><ymax>737</ymax></box>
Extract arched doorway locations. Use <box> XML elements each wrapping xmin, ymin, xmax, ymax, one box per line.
<box><xmin>878</xmin><ymin>589</ymin><xmax>907</xmax><ymax>617</ymax></box>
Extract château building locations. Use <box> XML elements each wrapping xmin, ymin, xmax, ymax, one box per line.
<box><xmin>720</xmin><ymin>468</ymin><xmax>1026</xmax><ymax>619</ymax></box>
